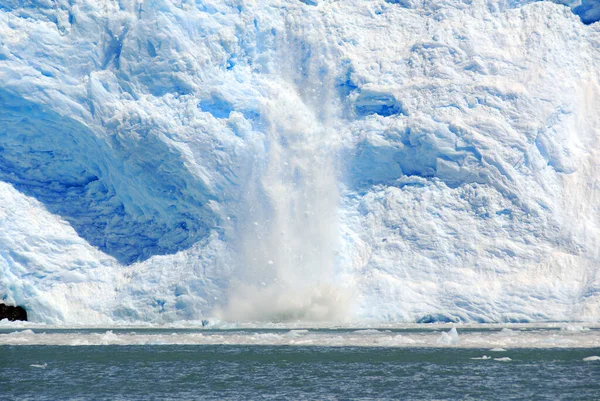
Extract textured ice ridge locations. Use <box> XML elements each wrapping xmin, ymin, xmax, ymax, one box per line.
<box><xmin>0</xmin><ymin>0</ymin><xmax>599</xmax><ymax>324</ymax></box>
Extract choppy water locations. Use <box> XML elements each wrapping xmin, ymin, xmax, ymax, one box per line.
<box><xmin>1</xmin><ymin>327</ymin><xmax>599</xmax><ymax>400</ymax></box>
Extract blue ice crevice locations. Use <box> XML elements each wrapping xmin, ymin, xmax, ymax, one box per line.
<box><xmin>351</xmin><ymin>89</ymin><xmax>405</xmax><ymax>118</ymax></box>
<box><xmin>348</xmin><ymin>122</ymin><xmax>486</xmax><ymax>191</ymax></box>
<box><xmin>572</xmin><ymin>0</ymin><xmax>600</xmax><ymax>24</ymax></box>
<box><xmin>0</xmin><ymin>89</ymin><xmax>218</xmax><ymax>265</ymax></box>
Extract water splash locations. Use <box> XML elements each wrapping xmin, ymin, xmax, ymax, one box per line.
<box><xmin>219</xmin><ymin>12</ymin><xmax>351</xmax><ymax>323</ymax></box>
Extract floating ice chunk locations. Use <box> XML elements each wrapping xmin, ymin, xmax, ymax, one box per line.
<box><xmin>388</xmin><ymin>335</ymin><xmax>417</xmax><ymax>345</ymax></box>
<box><xmin>583</xmin><ymin>356</ymin><xmax>600</xmax><ymax>361</ymax></box>
<box><xmin>30</xmin><ymin>363</ymin><xmax>47</xmax><ymax>369</ymax></box>
<box><xmin>100</xmin><ymin>330</ymin><xmax>121</xmax><ymax>344</ymax></box>
<box><xmin>562</xmin><ymin>325</ymin><xmax>587</xmax><ymax>332</ymax></box>
<box><xmin>287</xmin><ymin>329</ymin><xmax>309</xmax><ymax>337</ymax></box>
<box><xmin>290</xmin><ymin>339</ymin><xmax>314</xmax><ymax>345</ymax></box>
<box><xmin>69</xmin><ymin>338</ymin><xmax>91</xmax><ymax>346</ymax></box>
<box><xmin>8</xmin><ymin>329</ymin><xmax>35</xmax><ymax>336</ymax></box>
<box><xmin>449</xmin><ymin>327</ymin><xmax>459</xmax><ymax>343</ymax></box>
<box><xmin>353</xmin><ymin>329</ymin><xmax>381</xmax><ymax>334</ymax></box>
<box><xmin>437</xmin><ymin>327</ymin><xmax>459</xmax><ymax>345</ymax></box>
<box><xmin>470</xmin><ymin>356</ymin><xmax>491</xmax><ymax>360</ymax></box>
<box><xmin>437</xmin><ymin>332</ymin><xmax>451</xmax><ymax>344</ymax></box>
<box><xmin>494</xmin><ymin>357</ymin><xmax>512</xmax><ymax>362</ymax></box>
<box><xmin>373</xmin><ymin>334</ymin><xmax>417</xmax><ymax>346</ymax></box>
<box><xmin>254</xmin><ymin>333</ymin><xmax>283</xmax><ymax>342</ymax></box>
<box><xmin>0</xmin><ymin>326</ymin><xmax>599</xmax><ymax>347</ymax></box>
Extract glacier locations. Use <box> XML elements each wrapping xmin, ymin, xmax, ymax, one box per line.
<box><xmin>0</xmin><ymin>0</ymin><xmax>599</xmax><ymax>324</ymax></box>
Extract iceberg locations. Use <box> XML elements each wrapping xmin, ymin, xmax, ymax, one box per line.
<box><xmin>0</xmin><ymin>0</ymin><xmax>599</xmax><ymax>324</ymax></box>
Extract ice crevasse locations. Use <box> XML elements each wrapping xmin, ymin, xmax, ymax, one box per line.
<box><xmin>0</xmin><ymin>0</ymin><xmax>599</xmax><ymax>324</ymax></box>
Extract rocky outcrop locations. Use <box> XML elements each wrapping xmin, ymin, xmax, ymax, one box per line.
<box><xmin>0</xmin><ymin>304</ymin><xmax>27</xmax><ymax>321</ymax></box>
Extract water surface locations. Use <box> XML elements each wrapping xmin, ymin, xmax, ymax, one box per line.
<box><xmin>1</xmin><ymin>327</ymin><xmax>599</xmax><ymax>400</ymax></box>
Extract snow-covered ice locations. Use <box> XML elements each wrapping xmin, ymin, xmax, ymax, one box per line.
<box><xmin>0</xmin><ymin>0</ymin><xmax>599</xmax><ymax>324</ymax></box>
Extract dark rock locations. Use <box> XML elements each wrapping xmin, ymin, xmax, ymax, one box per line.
<box><xmin>0</xmin><ymin>303</ymin><xmax>28</xmax><ymax>321</ymax></box>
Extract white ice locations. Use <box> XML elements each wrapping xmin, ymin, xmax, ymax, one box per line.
<box><xmin>437</xmin><ymin>326</ymin><xmax>460</xmax><ymax>345</ymax></box>
<box><xmin>0</xmin><ymin>324</ymin><xmax>598</xmax><ymax>348</ymax></box>
<box><xmin>0</xmin><ymin>0</ymin><xmax>599</xmax><ymax>325</ymax></box>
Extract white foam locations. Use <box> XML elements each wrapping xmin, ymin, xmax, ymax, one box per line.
<box><xmin>470</xmin><ymin>356</ymin><xmax>491</xmax><ymax>360</ymax></box>
<box><xmin>30</xmin><ymin>363</ymin><xmax>47</xmax><ymax>369</ymax></box>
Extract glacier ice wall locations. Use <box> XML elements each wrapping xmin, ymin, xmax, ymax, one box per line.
<box><xmin>0</xmin><ymin>0</ymin><xmax>599</xmax><ymax>324</ymax></box>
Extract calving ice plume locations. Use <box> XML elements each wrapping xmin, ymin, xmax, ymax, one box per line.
<box><xmin>0</xmin><ymin>0</ymin><xmax>599</xmax><ymax>324</ymax></box>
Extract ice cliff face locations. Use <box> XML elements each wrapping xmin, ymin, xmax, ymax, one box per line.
<box><xmin>0</xmin><ymin>0</ymin><xmax>599</xmax><ymax>324</ymax></box>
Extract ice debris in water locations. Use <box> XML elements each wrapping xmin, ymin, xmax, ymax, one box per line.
<box><xmin>8</xmin><ymin>329</ymin><xmax>34</xmax><ymax>336</ymax></box>
<box><xmin>0</xmin><ymin>325</ymin><xmax>599</xmax><ymax>347</ymax></box>
<box><xmin>583</xmin><ymin>356</ymin><xmax>600</xmax><ymax>361</ymax></box>
<box><xmin>437</xmin><ymin>327</ymin><xmax>459</xmax><ymax>345</ymax></box>
<box><xmin>490</xmin><ymin>348</ymin><xmax>507</xmax><ymax>352</ymax></box>
<box><xmin>562</xmin><ymin>325</ymin><xmax>588</xmax><ymax>332</ymax></box>
<box><xmin>470</xmin><ymin>356</ymin><xmax>491</xmax><ymax>360</ymax></box>
<box><xmin>354</xmin><ymin>329</ymin><xmax>382</xmax><ymax>334</ymax></box>
<box><xmin>287</xmin><ymin>330</ymin><xmax>309</xmax><ymax>337</ymax></box>
<box><xmin>100</xmin><ymin>330</ymin><xmax>121</xmax><ymax>344</ymax></box>
<box><xmin>494</xmin><ymin>357</ymin><xmax>512</xmax><ymax>362</ymax></box>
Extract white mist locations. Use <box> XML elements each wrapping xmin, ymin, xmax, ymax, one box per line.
<box><xmin>220</xmin><ymin>14</ymin><xmax>351</xmax><ymax>323</ymax></box>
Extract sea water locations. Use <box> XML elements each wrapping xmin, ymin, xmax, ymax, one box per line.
<box><xmin>1</xmin><ymin>326</ymin><xmax>599</xmax><ymax>400</ymax></box>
